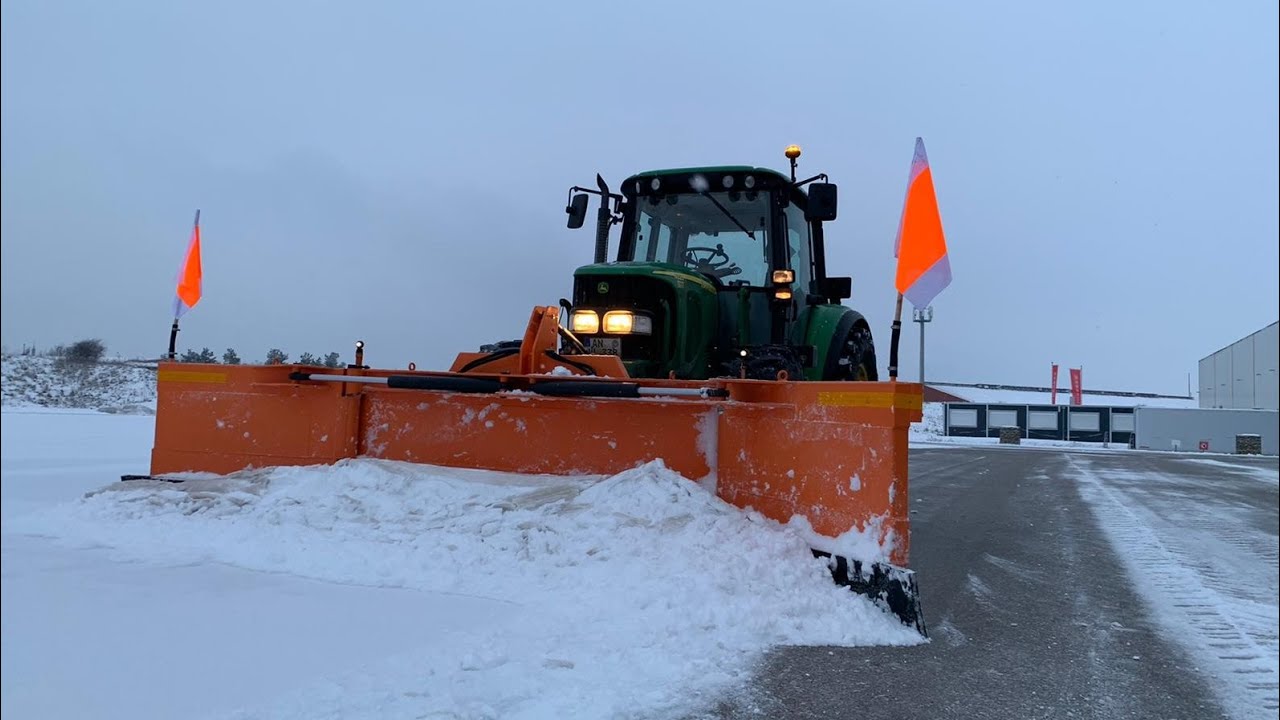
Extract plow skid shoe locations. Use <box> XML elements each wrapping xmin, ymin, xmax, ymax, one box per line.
<box><xmin>147</xmin><ymin>362</ymin><xmax>924</xmax><ymax>623</ymax></box>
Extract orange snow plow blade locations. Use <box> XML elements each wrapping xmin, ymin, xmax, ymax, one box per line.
<box><xmin>144</xmin><ymin>329</ymin><xmax>924</xmax><ymax>631</ymax></box>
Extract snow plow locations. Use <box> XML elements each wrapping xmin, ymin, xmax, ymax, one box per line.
<box><xmin>141</xmin><ymin>147</ymin><xmax>927</xmax><ymax>634</ymax></box>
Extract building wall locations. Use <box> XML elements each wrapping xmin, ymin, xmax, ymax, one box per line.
<box><xmin>943</xmin><ymin>403</ymin><xmax>1135</xmax><ymax>445</ymax></box>
<box><xmin>1134</xmin><ymin>407</ymin><xmax>1279</xmax><ymax>455</ymax></box>
<box><xmin>1257</xmin><ymin>322</ymin><xmax>1279</xmax><ymax>409</ymax></box>
<box><xmin>1199</xmin><ymin>321</ymin><xmax>1279</xmax><ymax>410</ymax></box>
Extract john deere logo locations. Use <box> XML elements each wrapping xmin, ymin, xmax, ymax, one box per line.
<box><xmin>597</xmin><ymin>281</ymin><xmax>610</xmax><ymax>294</ymax></box>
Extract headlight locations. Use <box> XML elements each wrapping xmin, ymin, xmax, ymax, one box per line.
<box><xmin>603</xmin><ymin>311</ymin><xmax>652</xmax><ymax>335</ymax></box>
<box><xmin>571</xmin><ymin>310</ymin><xmax>599</xmax><ymax>334</ymax></box>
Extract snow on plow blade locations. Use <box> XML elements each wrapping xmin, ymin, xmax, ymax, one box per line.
<box><xmin>147</xmin><ymin>362</ymin><xmax>925</xmax><ymax>633</ymax></box>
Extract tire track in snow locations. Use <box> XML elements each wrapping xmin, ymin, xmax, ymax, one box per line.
<box><xmin>1066</xmin><ymin>454</ymin><xmax>1279</xmax><ymax>719</ymax></box>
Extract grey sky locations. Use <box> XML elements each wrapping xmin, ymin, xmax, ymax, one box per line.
<box><xmin>3</xmin><ymin>0</ymin><xmax>1276</xmax><ymax>393</ymax></box>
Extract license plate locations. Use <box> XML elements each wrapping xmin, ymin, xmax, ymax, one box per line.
<box><xmin>586</xmin><ymin>337</ymin><xmax>622</xmax><ymax>356</ymax></box>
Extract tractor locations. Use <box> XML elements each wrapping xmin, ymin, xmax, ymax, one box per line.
<box><xmin>557</xmin><ymin>145</ymin><xmax>877</xmax><ymax>383</ymax></box>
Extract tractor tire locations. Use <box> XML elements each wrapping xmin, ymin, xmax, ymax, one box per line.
<box><xmin>832</xmin><ymin>323</ymin><xmax>878</xmax><ymax>382</ymax></box>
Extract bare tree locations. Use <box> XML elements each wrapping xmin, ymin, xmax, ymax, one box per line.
<box><xmin>65</xmin><ymin>339</ymin><xmax>106</xmax><ymax>364</ymax></box>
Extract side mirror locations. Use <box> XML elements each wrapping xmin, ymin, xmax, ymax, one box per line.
<box><xmin>815</xmin><ymin>276</ymin><xmax>851</xmax><ymax>300</ymax></box>
<box><xmin>566</xmin><ymin>193</ymin><xmax>589</xmax><ymax>229</ymax></box>
<box><xmin>805</xmin><ymin>182</ymin><xmax>838</xmax><ymax>222</ymax></box>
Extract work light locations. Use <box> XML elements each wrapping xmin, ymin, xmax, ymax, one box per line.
<box><xmin>571</xmin><ymin>310</ymin><xmax>599</xmax><ymax>334</ymax></box>
<box><xmin>603</xmin><ymin>311</ymin><xmax>652</xmax><ymax>335</ymax></box>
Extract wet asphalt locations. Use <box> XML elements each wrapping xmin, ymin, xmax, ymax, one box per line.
<box><xmin>699</xmin><ymin>447</ymin><xmax>1279</xmax><ymax>720</ymax></box>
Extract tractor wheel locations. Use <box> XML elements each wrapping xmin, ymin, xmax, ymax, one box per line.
<box><xmin>834</xmin><ymin>324</ymin><xmax>878</xmax><ymax>381</ymax></box>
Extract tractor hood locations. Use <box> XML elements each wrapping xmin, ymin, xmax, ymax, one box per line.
<box><xmin>570</xmin><ymin>262</ymin><xmax>718</xmax><ymax>379</ymax></box>
<box><xmin>572</xmin><ymin>261</ymin><xmax>719</xmax><ymax>296</ymax></box>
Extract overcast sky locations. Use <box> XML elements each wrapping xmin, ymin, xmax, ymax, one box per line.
<box><xmin>3</xmin><ymin>0</ymin><xmax>1276</xmax><ymax>393</ymax></box>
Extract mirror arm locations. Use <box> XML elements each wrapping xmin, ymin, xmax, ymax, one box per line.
<box><xmin>569</xmin><ymin>185</ymin><xmax>624</xmax><ymax>203</ymax></box>
<box><xmin>567</xmin><ymin>179</ymin><xmax>627</xmax><ymax>231</ymax></box>
<box><xmin>792</xmin><ymin>172</ymin><xmax>829</xmax><ymax>189</ymax></box>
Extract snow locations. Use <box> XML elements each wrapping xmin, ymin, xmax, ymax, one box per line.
<box><xmin>787</xmin><ymin>513</ymin><xmax>895</xmax><ymax>564</ymax></box>
<box><xmin>2</xmin><ymin>408</ymin><xmax>922</xmax><ymax>720</ymax></box>
<box><xmin>1068</xmin><ymin>454</ymin><xmax>1280</xmax><ymax>720</ymax></box>
<box><xmin>1178</xmin><ymin>458</ymin><xmax>1280</xmax><ymax>486</ymax></box>
<box><xmin>914</xmin><ymin>434</ymin><xmax>1132</xmax><ymax>452</ymax></box>
<box><xmin>909</xmin><ymin>401</ymin><xmax>945</xmax><ymax>442</ymax></box>
<box><xmin>1</xmin><ymin>355</ymin><xmax>157</xmax><ymax>413</ymax></box>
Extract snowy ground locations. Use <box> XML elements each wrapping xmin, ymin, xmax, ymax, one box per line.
<box><xmin>1068</xmin><ymin>453</ymin><xmax>1280</xmax><ymax>719</ymax></box>
<box><xmin>6</xmin><ymin>363</ymin><xmax>1273</xmax><ymax>718</ymax></box>
<box><xmin>1</xmin><ymin>408</ymin><xmax>921</xmax><ymax>720</ymax></box>
<box><xmin>0</xmin><ymin>356</ymin><xmax>157</xmax><ymax>413</ymax></box>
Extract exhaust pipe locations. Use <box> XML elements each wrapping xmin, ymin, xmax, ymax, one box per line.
<box><xmin>594</xmin><ymin>174</ymin><xmax>611</xmax><ymax>264</ymax></box>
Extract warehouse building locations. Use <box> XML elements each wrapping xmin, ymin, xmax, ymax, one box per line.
<box><xmin>1198</xmin><ymin>321</ymin><xmax>1278</xmax><ymax>411</ymax></box>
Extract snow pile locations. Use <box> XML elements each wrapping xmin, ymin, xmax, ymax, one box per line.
<box><xmin>1</xmin><ymin>355</ymin><xmax>156</xmax><ymax>413</ymax></box>
<box><xmin>909</xmin><ymin>402</ymin><xmax>945</xmax><ymax>443</ymax></box>
<box><xmin>12</xmin><ymin>457</ymin><xmax>922</xmax><ymax>719</ymax></box>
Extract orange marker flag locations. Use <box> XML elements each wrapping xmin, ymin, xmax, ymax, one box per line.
<box><xmin>173</xmin><ymin>210</ymin><xmax>202</xmax><ymax>318</ymax></box>
<box><xmin>893</xmin><ymin>138</ymin><xmax>951</xmax><ymax>308</ymax></box>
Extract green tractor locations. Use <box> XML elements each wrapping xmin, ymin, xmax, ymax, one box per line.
<box><xmin>558</xmin><ymin>145</ymin><xmax>878</xmax><ymax>382</ymax></box>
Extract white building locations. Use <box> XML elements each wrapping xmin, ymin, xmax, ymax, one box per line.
<box><xmin>1198</xmin><ymin>321</ymin><xmax>1279</xmax><ymax>410</ymax></box>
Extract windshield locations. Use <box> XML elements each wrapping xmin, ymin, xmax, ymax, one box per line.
<box><xmin>629</xmin><ymin>191</ymin><xmax>771</xmax><ymax>286</ymax></box>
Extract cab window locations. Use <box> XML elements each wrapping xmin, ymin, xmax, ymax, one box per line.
<box><xmin>634</xmin><ymin>211</ymin><xmax>674</xmax><ymax>263</ymax></box>
<box><xmin>629</xmin><ymin>191</ymin><xmax>771</xmax><ymax>286</ymax></box>
<box><xmin>783</xmin><ymin>197</ymin><xmax>813</xmax><ymax>293</ymax></box>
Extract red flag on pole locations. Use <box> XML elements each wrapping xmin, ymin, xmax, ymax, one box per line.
<box><xmin>1051</xmin><ymin>364</ymin><xmax>1059</xmax><ymax>405</ymax></box>
<box><xmin>1069</xmin><ymin>368</ymin><xmax>1083</xmax><ymax>406</ymax></box>
<box><xmin>894</xmin><ymin>137</ymin><xmax>952</xmax><ymax>309</ymax></box>
<box><xmin>173</xmin><ymin>210</ymin><xmax>202</xmax><ymax>319</ymax></box>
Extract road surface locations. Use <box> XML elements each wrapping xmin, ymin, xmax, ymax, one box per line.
<box><xmin>708</xmin><ymin>446</ymin><xmax>1279</xmax><ymax>720</ymax></box>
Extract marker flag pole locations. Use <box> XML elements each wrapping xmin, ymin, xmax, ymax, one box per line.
<box><xmin>167</xmin><ymin>210</ymin><xmax>203</xmax><ymax>360</ymax></box>
<box><xmin>889</xmin><ymin>293</ymin><xmax>904</xmax><ymax>380</ymax></box>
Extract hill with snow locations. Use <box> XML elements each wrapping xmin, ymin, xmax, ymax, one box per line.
<box><xmin>1</xmin><ymin>355</ymin><xmax>158</xmax><ymax>414</ymax></box>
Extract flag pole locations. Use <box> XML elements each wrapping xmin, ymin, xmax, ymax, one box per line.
<box><xmin>167</xmin><ymin>209</ymin><xmax>201</xmax><ymax>361</ymax></box>
<box><xmin>167</xmin><ymin>319</ymin><xmax>180</xmax><ymax>360</ymax></box>
<box><xmin>888</xmin><ymin>292</ymin><xmax>903</xmax><ymax>380</ymax></box>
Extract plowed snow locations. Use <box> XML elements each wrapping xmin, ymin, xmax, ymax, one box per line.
<box><xmin>3</xmin><ymin>409</ymin><xmax>920</xmax><ymax>720</ymax></box>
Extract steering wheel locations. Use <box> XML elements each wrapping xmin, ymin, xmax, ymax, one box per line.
<box><xmin>683</xmin><ymin>244</ymin><xmax>742</xmax><ymax>279</ymax></box>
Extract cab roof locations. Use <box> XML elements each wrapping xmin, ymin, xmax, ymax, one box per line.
<box><xmin>624</xmin><ymin>166</ymin><xmax>792</xmax><ymax>184</ymax></box>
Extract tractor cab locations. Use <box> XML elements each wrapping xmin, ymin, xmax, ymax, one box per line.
<box><xmin>563</xmin><ymin>147</ymin><xmax>874</xmax><ymax>382</ymax></box>
<box><xmin>620</xmin><ymin>167</ymin><xmax>783</xmax><ymax>290</ymax></box>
